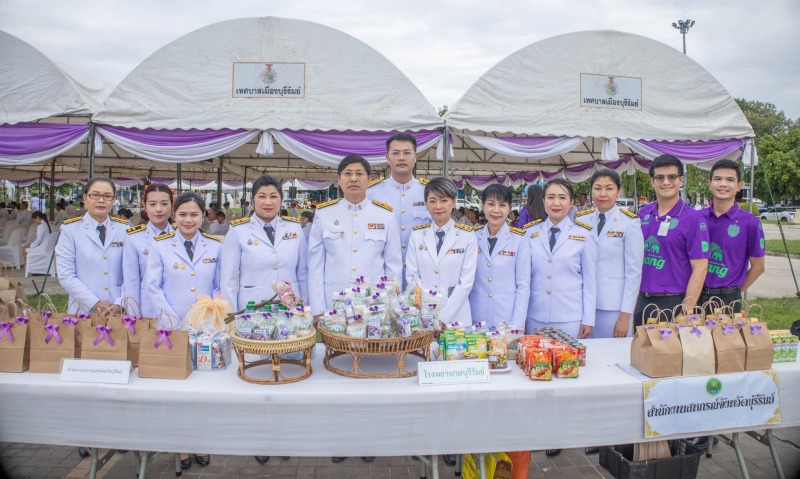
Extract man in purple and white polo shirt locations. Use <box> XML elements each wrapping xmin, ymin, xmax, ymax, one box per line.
<box><xmin>700</xmin><ymin>159</ymin><xmax>765</xmax><ymax>312</ymax></box>
<box><xmin>633</xmin><ymin>155</ymin><xmax>710</xmax><ymax>327</ymax></box>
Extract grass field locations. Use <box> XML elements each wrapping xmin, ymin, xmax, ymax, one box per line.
<box><xmin>25</xmin><ymin>293</ymin><xmax>800</xmax><ymax>332</ymax></box>
<box><xmin>765</xmin><ymin>239</ymin><xmax>800</xmax><ymax>256</ymax></box>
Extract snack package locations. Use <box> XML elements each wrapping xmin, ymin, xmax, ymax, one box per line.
<box><xmin>504</xmin><ymin>329</ymin><xmax>523</xmax><ymax>360</ymax></box>
<box><xmin>404</xmin><ymin>282</ymin><xmax>423</xmax><ymax>308</ymax></box>
<box><xmin>488</xmin><ymin>332</ymin><xmax>508</xmax><ymax>358</ymax></box>
<box><xmin>445</xmin><ymin>330</ymin><xmax>467</xmax><ymax>360</ymax></box>
<box><xmin>420</xmin><ymin>303</ymin><xmax>441</xmax><ymax>331</ymax></box>
<box><xmin>465</xmin><ymin>333</ymin><xmax>487</xmax><ymax>359</ymax></box>
<box><xmin>293</xmin><ymin>308</ymin><xmax>315</xmax><ymax>337</ymax></box>
<box><xmin>196</xmin><ymin>331</ymin><xmax>232</xmax><ymax>371</ymax></box>
<box><xmin>396</xmin><ymin>316</ymin><xmax>413</xmax><ymax>338</ymax></box>
<box><xmin>553</xmin><ymin>347</ymin><xmax>579</xmax><ymax>378</ymax></box>
<box><xmin>323</xmin><ymin>309</ymin><xmax>346</xmax><ymax>334</ymax></box>
<box><xmin>470</xmin><ymin>322</ymin><xmax>489</xmax><ymax>334</ymax></box>
<box><xmin>367</xmin><ymin>314</ymin><xmax>382</xmax><ymax>340</ymax></box>
<box><xmin>527</xmin><ymin>348</ymin><xmax>552</xmax><ymax>380</ymax></box>
<box><xmin>332</xmin><ymin>291</ymin><xmax>350</xmax><ymax>311</ymax></box>
<box><xmin>346</xmin><ymin>321</ymin><xmax>366</xmax><ymax>338</ymax></box>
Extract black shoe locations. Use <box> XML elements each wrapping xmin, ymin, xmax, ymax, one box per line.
<box><xmin>688</xmin><ymin>437</ymin><xmax>709</xmax><ymax>452</ymax></box>
<box><xmin>78</xmin><ymin>447</ymin><xmax>89</xmax><ymax>458</ymax></box>
<box><xmin>255</xmin><ymin>456</ymin><xmax>270</xmax><ymax>464</ymax></box>
<box><xmin>192</xmin><ymin>454</ymin><xmax>210</xmax><ymax>466</ymax></box>
<box><xmin>361</xmin><ymin>456</ymin><xmax>376</xmax><ymax>463</ymax></box>
<box><xmin>584</xmin><ymin>447</ymin><xmax>599</xmax><ymax>455</ymax></box>
<box><xmin>442</xmin><ymin>455</ymin><xmax>457</xmax><ymax>466</ymax></box>
<box><xmin>180</xmin><ymin>456</ymin><xmax>192</xmax><ymax>470</ymax></box>
<box><xmin>332</xmin><ymin>457</ymin><xmax>347</xmax><ymax>463</ymax></box>
<box><xmin>545</xmin><ymin>449</ymin><xmax>562</xmax><ymax>457</ymax></box>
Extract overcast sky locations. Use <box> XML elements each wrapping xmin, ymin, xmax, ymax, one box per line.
<box><xmin>2</xmin><ymin>0</ymin><xmax>798</xmax><ymax>120</ymax></box>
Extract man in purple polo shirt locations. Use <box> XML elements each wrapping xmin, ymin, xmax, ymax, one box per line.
<box><xmin>700</xmin><ymin>159</ymin><xmax>765</xmax><ymax>311</ymax></box>
<box><xmin>633</xmin><ymin>155</ymin><xmax>709</xmax><ymax>327</ymax></box>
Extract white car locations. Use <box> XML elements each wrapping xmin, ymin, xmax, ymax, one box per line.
<box><xmin>456</xmin><ymin>198</ymin><xmax>479</xmax><ymax>210</ymax></box>
<box><xmin>759</xmin><ymin>208</ymin><xmax>796</xmax><ymax>223</ymax></box>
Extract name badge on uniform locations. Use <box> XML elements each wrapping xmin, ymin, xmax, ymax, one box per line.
<box><xmin>531</xmin><ymin>232</ymin><xmax>539</xmax><ymax>238</ymax></box>
<box><xmin>282</xmin><ymin>232</ymin><xmax>298</xmax><ymax>240</ymax></box>
<box><xmin>413</xmin><ymin>201</ymin><xmax>425</xmax><ymax>206</ymax></box>
<box><xmin>498</xmin><ymin>250</ymin><xmax>516</xmax><ymax>256</ymax></box>
<box><xmin>446</xmin><ymin>248</ymin><xmax>465</xmax><ymax>254</ymax></box>
<box><xmin>568</xmin><ymin>235</ymin><xmax>586</xmax><ymax>241</ymax></box>
<box><xmin>657</xmin><ymin>220</ymin><xmax>670</xmax><ymax>237</ymax></box>
<box><xmin>111</xmin><ymin>242</ymin><xmax>124</xmax><ymax>247</ymax></box>
<box><xmin>607</xmin><ymin>231</ymin><xmax>624</xmax><ymax>238</ymax></box>
<box><xmin>368</xmin><ymin>223</ymin><xmax>385</xmax><ymax>230</ymax></box>
<box><xmin>419</xmin><ymin>244</ymin><xmax>428</xmax><ymax>251</ymax></box>
<box><xmin>203</xmin><ymin>257</ymin><xmax>219</xmax><ymax>263</ymax></box>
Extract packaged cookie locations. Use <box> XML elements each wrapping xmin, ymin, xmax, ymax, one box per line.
<box><xmin>465</xmin><ymin>333</ymin><xmax>487</xmax><ymax>359</ymax></box>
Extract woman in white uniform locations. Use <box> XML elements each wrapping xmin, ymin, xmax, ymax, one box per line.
<box><xmin>526</xmin><ymin>178</ymin><xmax>597</xmax><ymax>339</ymax></box>
<box><xmin>122</xmin><ymin>184</ymin><xmax>174</xmax><ymax>317</ymax></box>
<box><xmin>406</xmin><ymin>177</ymin><xmax>477</xmax><ymax>327</ymax></box>
<box><xmin>221</xmin><ymin>175</ymin><xmax>308</xmax><ymax>311</ymax></box>
<box><xmin>144</xmin><ymin>191</ymin><xmax>220</xmax><ymax>470</ymax></box>
<box><xmin>23</xmin><ymin>211</ymin><xmax>51</xmax><ymax>256</ymax></box>
<box><xmin>580</xmin><ymin>169</ymin><xmax>643</xmax><ymax>338</ymax></box>
<box><xmin>469</xmin><ymin>184</ymin><xmax>531</xmax><ymax>329</ymax></box>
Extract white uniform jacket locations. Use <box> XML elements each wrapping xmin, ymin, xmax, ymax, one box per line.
<box><xmin>220</xmin><ymin>215</ymin><xmax>309</xmax><ymax>311</ymax></box>
<box><xmin>469</xmin><ymin>223</ymin><xmax>531</xmax><ymax>329</ymax></box>
<box><xmin>122</xmin><ymin>222</ymin><xmax>173</xmax><ymax>317</ymax></box>
<box><xmin>526</xmin><ymin>217</ymin><xmax>598</xmax><ymax>326</ymax></box>
<box><xmin>406</xmin><ymin>219</ymin><xmax>478</xmax><ymax>326</ymax></box>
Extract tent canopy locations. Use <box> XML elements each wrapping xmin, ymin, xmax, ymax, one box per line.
<box><xmin>93</xmin><ymin>17</ymin><xmax>442</xmax><ymax>132</ymax></box>
<box><xmin>446</xmin><ymin>30</ymin><xmax>753</xmax><ymax>140</ymax></box>
<box><xmin>0</xmin><ymin>30</ymin><xmax>112</xmax><ymax>125</ymax></box>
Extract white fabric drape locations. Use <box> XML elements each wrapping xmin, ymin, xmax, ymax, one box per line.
<box><xmin>295</xmin><ymin>179</ymin><xmax>334</xmax><ymax>190</ymax></box>
<box><xmin>742</xmin><ymin>138</ymin><xmax>759</xmax><ymax>167</ymax></box>
<box><xmin>460</xmin><ymin>134</ymin><xmax>586</xmax><ymax>159</ymax></box>
<box><xmin>0</xmin><ymin>130</ymin><xmax>89</xmax><ymax>166</ymax></box>
<box><xmin>95</xmin><ymin>127</ymin><xmax>261</xmax><ymax>163</ymax></box>
<box><xmin>620</xmin><ymin>139</ymin><xmax>744</xmax><ymax>168</ymax></box>
<box><xmin>601</xmin><ymin>138</ymin><xmax>618</xmax><ymax>161</ymax></box>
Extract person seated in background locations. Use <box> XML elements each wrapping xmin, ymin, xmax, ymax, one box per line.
<box><xmin>463</xmin><ymin>208</ymin><xmax>478</xmax><ymax>227</ymax></box>
<box><xmin>205</xmin><ymin>209</ymin><xmax>220</xmax><ymax>234</ymax></box>
<box><xmin>300</xmin><ymin>211</ymin><xmax>313</xmax><ymax>240</ymax></box>
<box><xmin>215</xmin><ymin>211</ymin><xmax>229</xmax><ymax>235</ymax></box>
<box><xmin>224</xmin><ymin>201</ymin><xmax>233</xmax><ymax>220</ymax></box>
<box><xmin>76</xmin><ymin>201</ymin><xmax>86</xmax><ymax>217</ymax></box>
<box><xmin>65</xmin><ymin>200</ymin><xmax>77</xmax><ymax>217</ymax></box>
<box><xmin>16</xmin><ymin>201</ymin><xmax>32</xmax><ymax>224</ymax></box>
<box><xmin>23</xmin><ymin>211</ymin><xmax>52</xmax><ymax>257</ymax></box>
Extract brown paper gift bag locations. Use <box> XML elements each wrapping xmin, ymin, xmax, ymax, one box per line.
<box><xmin>636</xmin><ymin>326</ymin><xmax>683</xmax><ymax>378</ymax></box>
<box><xmin>0</xmin><ymin>319</ymin><xmax>30</xmax><ymax>372</ymax></box>
<box><xmin>712</xmin><ymin>322</ymin><xmax>746</xmax><ymax>373</ymax></box>
<box><xmin>29</xmin><ymin>321</ymin><xmax>77</xmax><ymax>373</ymax></box>
<box><xmin>741</xmin><ymin>321</ymin><xmax>772</xmax><ymax>370</ymax></box>
<box><xmin>0</xmin><ymin>289</ymin><xmax>17</xmax><ymax>322</ymax></box>
<box><xmin>80</xmin><ymin>319</ymin><xmax>129</xmax><ymax>362</ymax></box>
<box><xmin>108</xmin><ymin>298</ymin><xmax>154</xmax><ymax>366</ymax></box>
<box><xmin>138</xmin><ymin>327</ymin><xmax>192</xmax><ymax>380</ymax></box>
<box><xmin>677</xmin><ymin>323</ymin><xmax>715</xmax><ymax>376</ymax></box>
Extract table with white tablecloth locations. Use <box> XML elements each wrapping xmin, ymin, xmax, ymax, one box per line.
<box><xmin>0</xmin><ymin>338</ymin><xmax>798</xmax><ymax>456</ymax></box>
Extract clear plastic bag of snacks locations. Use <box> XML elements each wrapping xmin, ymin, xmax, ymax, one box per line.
<box><xmin>332</xmin><ymin>290</ymin><xmax>350</xmax><ymax>311</ymax></box>
<box><xmin>293</xmin><ymin>308</ymin><xmax>315</xmax><ymax>337</ymax></box>
<box><xmin>470</xmin><ymin>321</ymin><xmax>489</xmax><ymax>334</ymax></box>
<box><xmin>323</xmin><ymin>309</ymin><xmax>346</xmax><ymax>334</ymax></box>
<box><xmin>346</xmin><ymin>320</ymin><xmax>366</xmax><ymax>338</ymax></box>
<box><xmin>420</xmin><ymin>303</ymin><xmax>439</xmax><ymax>331</ymax></box>
<box><xmin>272</xmin><ymin>313</ymin><xmax>297</xmax><ymax>341</ymax></box>
<box><xmin>396</xmin><ymin>316</ymin><xmax>413</xmax><ymax>338</ymax></box>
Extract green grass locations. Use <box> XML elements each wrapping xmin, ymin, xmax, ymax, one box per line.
<box><xmin>765</xmin><ymin>239</ymin><xmax>800</xmax><ymax>256</ymax></box>
<box><xmin>760</xmin><ymin>219</ymin><xmax>798</xmax><ymax>225</ymax></box>
<box><xmin>25</xmin><ymin>293</ymin><xmax>800</xmax><ymax>332</ymax></box>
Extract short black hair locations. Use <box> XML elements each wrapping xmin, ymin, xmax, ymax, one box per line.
<box><xmin>481</xmin><ymin>184</ymin><xmax>512</xmax><ymax>205</ymax></box>
<box><xmin>338</xmin><ymin>155</ymin><xmax>371</xmax><ymax>176</ymax></box>
<box><xmin>544</xmin><ymin>178</ymin><xmax>574</xmax><ymax>201</ymax></box>
<box><xmin>251</xmin><ymin>175</ymin><xmax>283</xmax><ymax>198</ymax></box>
<box><xmin>85</xmin><ymin>176</ymin><xmax>116</xmax><ymax>195</ymax></box>
<box><xmin>649</xmin><ymin>154</ymin><xmax>684</xmax><ymax>177</ymax></box>
<box><xmin>173</xmin><ymin>192</ymin><xmax>205</xmax><ymax>214</ymax></box>
<box><xmin>217</xmin><ymin>211</ymin><xmax>226</xmax><ymax>220</ymax></box>
<box><xmin>709</xmin><ymin>159</ymin><xmax>741</xmax><ymax>182</ymax></box>
<box><xmin>590</xmin><ymin>168</ymin><xmax>621</xmax><ymax>189</ymax></box>
<box><xmin>424</xmin><ymin>177</ymin><xmax>457</xmax><ymax>201</ymax></box>
<box><xmin>385</xmin><ymin>132</ymin><xmax>417</xmax><ymax>152</ymax></box>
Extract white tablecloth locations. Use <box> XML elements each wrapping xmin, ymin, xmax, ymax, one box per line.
<box><xmin>0</xmin><ymin>338</ymin><xmax>797</xmax><ymax>456</ymax></box>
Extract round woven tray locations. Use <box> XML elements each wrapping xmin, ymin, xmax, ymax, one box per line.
<box><xmin>231</xmin><ymin>330</ymin><xmax>317</xmax><ymax>384</ymax></box>
<box><xmin>318</xmin><ymin>327</ymin><xmax>434</xmax><ymax>378</ymax></box>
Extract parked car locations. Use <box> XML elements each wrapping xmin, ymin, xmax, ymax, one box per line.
<box><xmin>759</xmin><ymin>207</ymin><xmax>796</xmax><ymax>222</ymax></box>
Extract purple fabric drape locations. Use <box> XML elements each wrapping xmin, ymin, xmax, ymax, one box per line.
<box><xmin>496</xmin><ymin>136</ymin><xmax>561</xmax><ymax>146</ymax></box>
<box><xmin>281</xmin><ymin>130</ymin><xmax>442</xmax><ymax>156</ymax></box>
<box><xmin>0</xmin><ymin>123</ymin><xmax>89</xmax><ymax>156</ymax></box>
<box><xmin>639</xmin><ymin>139</ymin><xmax>743</xmax><ymax>160</ymax></box>
<box><xmin>100</xmin><ymin>126</ymin><xmax>248</xmax><ymax>146</ymax></box>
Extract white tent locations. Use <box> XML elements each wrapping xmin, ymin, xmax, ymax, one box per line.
<box><xmin>444</xmin><ymin>30</ymin><xmax>756</xmax><ymax>184</ymax></box>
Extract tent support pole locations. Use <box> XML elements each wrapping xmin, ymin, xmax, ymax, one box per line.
<box><xmin>176</xmin><ymin>164</ymin><xmax>182</xmax><ymax>193</ymax></box>
<box><xmin>745</xmin><ymin>142</ymin><xmax>756</xmax><ymax>300</ymax></box>
<box><xmin>442</xmin><ymin>125</ymin><xmax>450</xmax><ymax>179</ymax></box>
<box><xmin>242</xmin><ymin>167</ymin><xmax>247</xmax><ymax>214</ymax></box>
<box><xmin>633</xmin><ymin>172</ymin><xmax>638</xmax><ymax>211</ymax></box>
<box><xmin>217</xmin><ymin>159</ymin><xmax>223</xmax><ymax>207</ymax></box>
<box><xmin>49</xmin><ymin>160</ymin><xmax>56</xmax><ymax>221</ymax></box>
<box><xmin>39</xmin><ymin>172</ymin><xmax>43</xmax><ymax>213</ymax></box>
<box><xmin>88</xmin><ymin>123</ymin><xmax>96</xmax><ymax>179</ymax></box>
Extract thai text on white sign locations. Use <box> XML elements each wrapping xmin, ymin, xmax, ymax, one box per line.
<box><xmin>232</xmin><ymin>62</ymin><xmax>305</xmax><ymax>98</ymax></box>
<box><xmin>580</xmin><ymin>73</ymin><xmax>642</xmax><ymax>110</ymax></box>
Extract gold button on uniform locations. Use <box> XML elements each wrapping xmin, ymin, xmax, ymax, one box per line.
<box><xmin>488</xmin><ymin>293</ymin><xmax>493</xmax><ymax>298</ymax></box>
<box><xmin>103</xmin><ymin>286</ymin><xmax>108</xmax><ymax>290</ymax></box>
<box><xmin>548</xmin><ymin>258</ymin><xmax>553</xmax><ymax>263</ymax></box>
<box><xmin>434</xmin><ymin>270</ymin><xmax>439</xmax><ymax>274</ymax></box>
<box><xmin>352</xmin><ymin>266</ymin><xmax>357</xmax><ymax>271</ymax></box>
<box><xmin>273</xmin><ymin>266</ymin><xmax>278</xmax><ymax>270</ymax></box>
<box><xmin>103</xmin><ymin>271</ymin><xmax>108</xmax><ymax>275</ymax></box>
<box><xmin>352</xmin><ymin>248</ymin><xmax>358</xmax><ymax>252</ymax></box>
<box><xmin>401</xmin><ymin>209</ymin><xmax>406</xmax><ymax>213</ymax></box>
<box><xmin>353</xmin><ymin>230</ymin><xmax>358</xmax><ymax>235</ymax></box>
<box><xmin>401</xmin><ymin>226</ymin><xmax>406</xmax><ymax>231</ymax></box>
<box><xmin>487</xmin><ymin>263</ymin><xmax>491</xmax><ymax>268</ymax></box>
<box><xmin>191</xmin><ymin>287</ymin><xmax>196</xmax><ymax>292</ymax></box>
<box><xmin>102</xmin><ymin>255</ymin><xmax>107</xmax><ymax>260</ymax></box>
<box><xmin>402</xmin><ymin>243</ymin><xmax>406</xmax><ymax>249</ymax></box>
<box><xmin>547</xmin><ymin>274</ymin><xmax>551</xmax><ymax>279</ymax></box>
<box><xmin>401</xmin><ymin>193</ymin><xmax>406</xmax><ymax>197</ymax></box>
<box><xmin>547</xmin><ymin>290</ymin><xmax>551</xmax><ymax>294</ymax></box>
<box><xmin>488</xmin><ymin>278</ymin><xmax>493</xmax><ymax>283</ymax></box>
<box><xmin>190</xmin><ymin>272</ymin><xmax>196</xmax><ymax>277</ymax></box>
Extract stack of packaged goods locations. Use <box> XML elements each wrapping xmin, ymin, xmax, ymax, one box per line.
<box><xmin>770</xmin><ymin>330</ymin><xmax>798</xmax><ymax>363</ymax></box>
<box><xmin>435</xmin><ymin>322</ymin><xmax>525</xmax><ymax>370</ymax></box>
<box><xmin>517</xmin><ymin>328</ymin><xmax>586</xmax><ymax>380</ymax></box>
<box><xmin>232</xmin><ymin>301</ymin><xmax>314</xmax><ymax>341</ymax></box>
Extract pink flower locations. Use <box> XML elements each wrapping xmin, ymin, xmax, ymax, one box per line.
<box><xmin>272</xmin><ymin>280</ymin><xmax>293</xmax><ymax>295</ymax></box>
<box><xmin>280</xmin><ymin>291</ymin><xmax>300</xmax><ymax>309</ymax></box>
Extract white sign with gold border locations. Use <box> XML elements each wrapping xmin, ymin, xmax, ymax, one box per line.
<box><xmin>643</xmin><ymin>370</ymin><xmax>781</xmax><ymax>438</ymax></box>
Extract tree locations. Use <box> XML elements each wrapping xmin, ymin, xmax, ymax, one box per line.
<box><xmin>735</xmin><ymin>98</ymin><xmax>792</xmax><ymax>138</ymax></box>
<box><xmin>437</xmin><ymin>105</ymin><xmax>448</xmax><ymax>117</ymax></box>
<box><xmin>753</xmin><ymin>129</ymin><xmax>800</xmax><ymax>201</ymax></box>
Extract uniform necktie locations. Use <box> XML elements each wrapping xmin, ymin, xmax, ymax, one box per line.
<box><xmin>160</xmin><ymin>230</ymin><xmax>167</xmax><ymax>236</ymax></box>
<box><xmin>488</xmin><ymin>237</ymin><xmax>498</xmax><ymax>255</ymax></box>
<box><xmin>96</xmin><ymin>224</ymin><xmax>106</xmax><ymax>245</ymax></box>
<box><xmin>597</xmin><ymin>213</ymin><xmax>606</xmax><ymax>236</ymax></box>
<box><xmin>549</xmin><ymin>226</ymin><xmax>559</xmax><ymax>251</ymax></box>
<box><xmin>264</xmin><ymin>224</ymin><xmax>275</xmax><ymax>244</ymax></box>
<box><xmin>184</xmin><ymin>240</ymin><xmax>194</xmax><ymax>261</ymax></box>
<box><xmin>436</xmin><ymin>229</ymin><xmax>445</xmax><ymax>254</ymax></box>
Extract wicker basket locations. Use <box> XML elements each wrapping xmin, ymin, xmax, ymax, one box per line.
<box><xmin>231</xmin><ymin>330</ymin><xmax>317</xmax><ymax>384</ymax></box>
<box><xmin>318</xmin><ymin>327</ymin><xmax>434</xmax><ymax>378</ymax></box>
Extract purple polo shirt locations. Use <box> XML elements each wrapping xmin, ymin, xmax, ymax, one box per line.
<box><xmin>639</xmin><ymin>198</ymin><xmax>710</xmax><ymax>294</ymax></box>
<box><xmin>702</xmin><ymin>203</ymin><xmax>765</xmax><ymax>288</ymax></box>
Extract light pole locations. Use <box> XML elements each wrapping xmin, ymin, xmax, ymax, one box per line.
<box><xmin>672</xmin><ymin>19</ymin><xmax>695</xmax><ymax>54</ymax></box>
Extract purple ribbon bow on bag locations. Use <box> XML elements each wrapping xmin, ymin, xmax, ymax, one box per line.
<box><xmin>15</xmin><ymin>316</ymin><xmax>29</xmax><ymax>325</ymax></box>
<box><xmin>380</xmin><ymin>275</ymin><xmax>389</xmax><ymax>282</ymax></box>
<box><xmin>736</xmin><ymin>321</ymin><xmax>746</xmax><ymax>329</ymax></box>
<box><xmin>62</xmin><ymin>316</ymin><xmax>78</xmax><ymax>326</ymax></box>
<box><xmin>428</xmin><ymin>290</ymin><xmax>439</xmax><ymax>296</ymax></box>
<box><xmin>355</xmin><ymin>276</ymin><xmax>366</xmax><ymax>284</ymax></box>
<box><xmin>351</xmin><ymin>287</ymin><xmax>361</xmax><ymax>294</ymax></box>
<box><xmin>93</xmin><ymin>325</ymin><xmax>114</xmax><ymax>347</ymax></box>
<box><xmin>368</xmin><ymin>305</ymin><xmax>379</xmax><ymax>312</ymax></box>
<box><xmin>691</xmin><ymin>326</ymin><xmax>702</xmax><ymax>337</ymax></box>
<box><xmin>0</xmin><ymin>322</ymin><xmax>13</xmax><ymax>343</ymax></box>
<box><xmin>659</xmin><ymin>328</ymin><xmax>672</xmax><ymax>340</ymax></box>
<box><xmin>376</xmin><ymin>283</ymin><xmax>386</xmax><ymax>290</ymax></box>
<box><xmin>77</xmin><ymin>313</ymin><xmax>91</xmax><ymax>320</ymax></box>
<box><xmin>705</xmin><ymin>319</ymin><xmax>717</xmax><ymax>328</ymax></box>
<box><xmin>722</xmin><ymin>325</ymin><xmax>735</xmax><ymax>335</ymax></box>
<box><xmin>750</xmin><ymin>324</ymin><xmax>763</xmax><ymax>335</ymax></box>
<box><xmin>44</xmin><ymin>324</ymin><xmax>62</xmax><ymax>344</ymax></box>
<box><xmin>121</xmin><ymin>316</ymin><xmax>137</xmax><ymax>334</ymax></box>
<box><xmin>40</xmin><ymin>310</ymin><xmax>52</xmax><ymax>322</ymax></box>
<box><xmin>154</xmin><ymin>328</ymin><xmax>172</xmax><ymax>350</ymax></box>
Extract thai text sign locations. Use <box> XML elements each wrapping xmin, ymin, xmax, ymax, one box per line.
<box><xmin>418</xmin><ymin>359</ymin><xmax>490</xmax><ymax>386</ymax></box>
<box><xmin>580</xmin><ymin>73</ymin><xmax>642</xmax><ymax>110</ymax></box>
<box><xmin>643</xmin><ymin>370</ymin><xmax>781</xmax><ymax>438</ymax></box>
<box><xmin>232</xmin><ymin>62</ymin><xmax>305</xmax><ymax>98</ymax></box>
<box><xmin>59</xmin><ymin>359</ymin><xmax>131</xmax><ymax>384</ymax></box>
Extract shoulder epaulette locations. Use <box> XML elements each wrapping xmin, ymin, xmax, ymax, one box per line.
<box><xmin>574</xmin><ymin>220</ymin><xmax>593</xmax><ymax>231</ymax></box>
<box><xmin>172</xmin><ymin>222</ymin><xmax>178</xmax><ymax>229</ymax></box>
<box><xmin>576</xmin><ymin>208</ymin><xmax>595</xmax><ymax>217</ymax></box>
<box><xmin>155</xmin><ymin>232</ymin><xmax>175</xmax><ymax>242</ymax></box>
<box><xmin>509</xmin><ymin>226</ymin><xmax>525</xmax><ymax>235</ymax></box>
<box><xmin>418</xmin><ymin>177</ymin><xmax>429</xmax><ymax>185</ymax></box>
<box><xmin>368</xmin><ymin>178</ymin><xmax>384</xmax><ymax>188</ymax></box>
<box><xmin>524</xmin><ymin>219</ymin><xmax>543</xmax><ymax>229</ymax></box>
<box><xmin>62</xmin><ymin>215</ymin><xmax>83</xmax><ymax>225</ymax></box>
<box><xmin>127</xmin><ymin>224</ymin><xmax>146</xmax><ymax>235</ymax></box>
<box><xmin>282</xmin><ymin>216</ymin><xmax>301</xmax><ymax>223</ymax></box>
<box><xmin>621</xmin><ymin>208</ymin><xmax>638</xmax><ymax>218</ymax></box>
<box><xmin>454</xmin><ymin>223</ymin><xmax>473</xmax><ymax>232</ymax></box>
<box><xmin>372</xmin><ymin>200</ymin><xmax>393</xmax><ymax>212</ymax></box>
<box><xmin>202</xmin><ymin>232</ymin><xmax>223</xmax><ymax>242</ymax></box>
<box><xmin>110</xmin><ymin>216</ymin><xmax>128</xmax><ymax>225</ymax></box>
<box><xmin>413</xmin><ymin>222</ymin><xmax>430</xmax><ymax>231</ymax></box>
<box><xmin>316</xmin><ymin>199</ymin><xmax>340</xmax><ymax>210</ymax></box>
<box><xmin>473</xmin><ymin>224</ymin><xmax>486</xmax><ymax>231</ymax></box>
<box><xmin>230</xmin><ymin>217</ymin><xmax>250</xmax><ymax>227</ymax></box>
